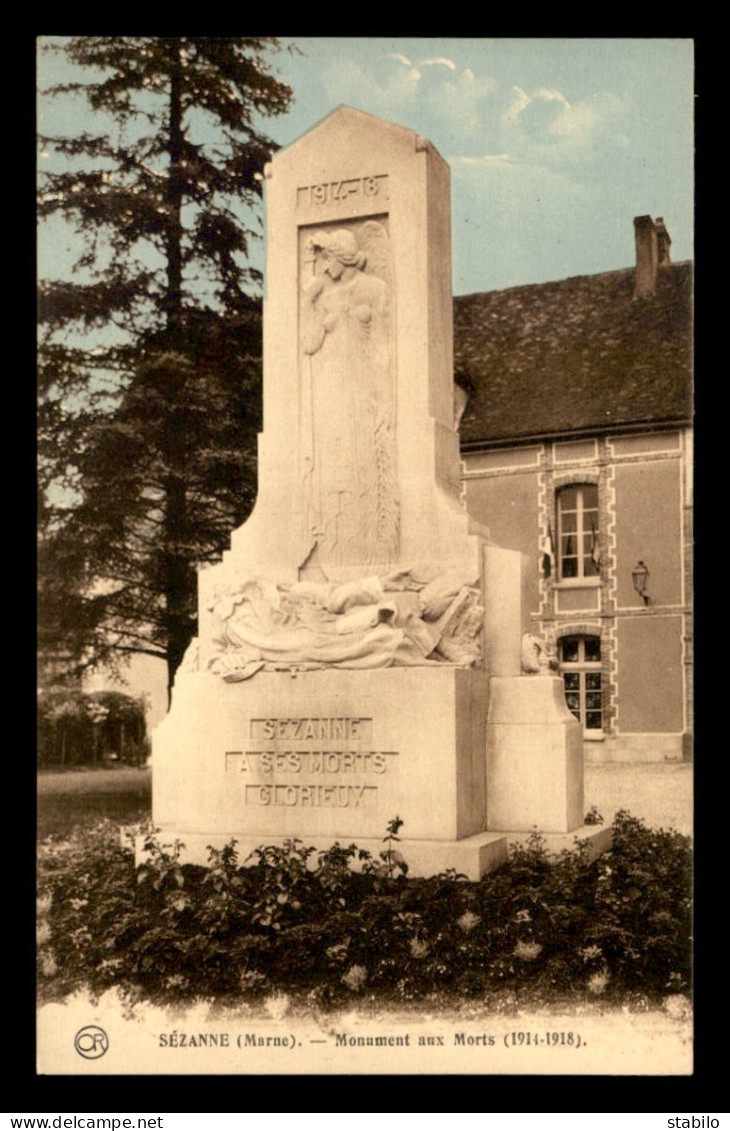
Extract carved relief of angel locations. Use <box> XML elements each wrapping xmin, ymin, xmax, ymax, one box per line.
<box><xmin>299</xmin><ymin>221</ymin><xmax>398</xmax><ymax>570</ymax></box>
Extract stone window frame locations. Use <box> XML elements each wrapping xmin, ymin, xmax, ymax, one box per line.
<box><xmin>555</xmin><ymin>625</ymin><xmax>604</xmax><ymax>738</ymax></box>
<box><xmin>553</xmin><ymin>473</ymin><xmax>601</xmax><ymax>585</ymax></box>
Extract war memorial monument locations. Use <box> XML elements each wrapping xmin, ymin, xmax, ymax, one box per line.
<box><xmin>150</xmin><ymin>107</ymin><xmax>604</xmax><ymax>878</ymax></box>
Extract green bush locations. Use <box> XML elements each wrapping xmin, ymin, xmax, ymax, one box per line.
<box><xmin>37</xmin><ymin>689</ymin><xmax>148</xmax><ymax>767</ymax></box>
<box><xmin>37</xmin><ymin>810</ymin><xmax>691</xmax><ymax>1009</ymax></box>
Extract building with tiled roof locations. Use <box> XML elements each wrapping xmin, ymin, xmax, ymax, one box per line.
<box><xmin>456</xmin><ymin>216</ymin><xmax>693</xmax><ymax>762</ymax></box>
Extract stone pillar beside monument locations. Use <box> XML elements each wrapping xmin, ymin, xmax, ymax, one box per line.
<box><xmin>150</xmin><ymin>108</ymin><xmax>605</xmax><ymax>879</ymax></box>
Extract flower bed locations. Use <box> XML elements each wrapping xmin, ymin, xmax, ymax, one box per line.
<box><xmin>37</xmin><ymin>811</ymin><xmax>691</xmax><ymax>1010</ymax></box>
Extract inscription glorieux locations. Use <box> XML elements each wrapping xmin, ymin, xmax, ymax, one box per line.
<box><xmin>245</xmin><ymin>784</ymin><xmax>374</xmax><ymax>808</ymax></box>
<box><xmin>225</xmin><ymin>716</ymin><xmax>398</xmax><ymax>809</ymax></box>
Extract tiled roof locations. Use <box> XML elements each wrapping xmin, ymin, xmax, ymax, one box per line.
<box><xmin>453</xmin><ymin>261</ymin><xmax>693</xmax><ymax>446</ymax></box>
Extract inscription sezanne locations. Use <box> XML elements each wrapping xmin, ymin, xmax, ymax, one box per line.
<box><xmin>251</xmin><ymin>716</ymin><xmax>372</xmax><ymax>742</ymax></box>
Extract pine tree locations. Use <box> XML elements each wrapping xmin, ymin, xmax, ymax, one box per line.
<box><xmin>38</xmin><ymin>37</ymin><xmax>293</xmax><ymax>695</ymax></box>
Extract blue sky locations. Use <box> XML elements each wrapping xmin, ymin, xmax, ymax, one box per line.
<box><xmin>271</xmin><ymin>37</ymin><xmax>694</xmax><ymax>293</ymax></box>
<box><xmin>39</xmin><ymin>37</ymin><xmax>694</xmax><ymax>297</ymax></box>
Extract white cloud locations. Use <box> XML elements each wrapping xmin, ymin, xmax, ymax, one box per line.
<box><xmin>453</xmin><ymin>154</ymin><xmax>514</xmax><ymax>166</ymax></box>
<box><xmin>423</xmin><ymin>67</ymin><xmax>498</xmax><ymax>137</ymax></box>
<box><xmin>506</xmin><ymin>84</ymin><xmax>571</xmax><ymax>123</ymax></box>
<box><xmin>321</xmin><ymin>58</ymin><xmax>421</xmax><ymax>114</ymax></box>
<box><xmin>548</xmin><ymin>100</ymin><xmax>598</xmax><ymax>140</ymax></box>
<box><xmin>420</xmin><ymin>56</ymin><xmax>457</xmax><ymax>70</ymax></box>
<box><xmin>503</xmin><ymin>85</ymin><xmax>629</xmax><ymax>165</ymax></box>
<box><xmin>321</xmin><ymin>54</ymin><xmax>498</xmax><ymax>138</ymax></box>
<box><xmin>535</xmin><ymin>86</ymin><xmax>572</xmax><ymax>109</ymax></box>
<box><xmin>506</xmin><ymin>85</ymin><xmax>531</xmax><ymax>121</ymax></box>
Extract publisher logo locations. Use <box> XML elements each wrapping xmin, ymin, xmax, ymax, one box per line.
<box><xmin>74</xmin><ymin>1025</ymin><xmax>109</xmax><ymax>1059</ymax></box>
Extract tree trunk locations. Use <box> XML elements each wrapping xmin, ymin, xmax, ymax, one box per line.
<box><xmin>166</xmin><ymin>37</ymin><xmax>184</xmax><ymax>330</ymax></box>
<box><xmin>162</xmin><ymin>461</ymin><xmax>192</xmax><ymax>705</ymax></box>
<box><xmin>163</xmin><ymin>37</ymin><xmax>194</xmax><ymax>707</ymax></box>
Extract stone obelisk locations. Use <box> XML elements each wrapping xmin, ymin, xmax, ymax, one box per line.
<box><xmin>151</xmin><ymin>108</ymin><xmax>588</xmax><ymax>877</ymax></box>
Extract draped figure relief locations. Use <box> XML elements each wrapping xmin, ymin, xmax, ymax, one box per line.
<box><xmin>205</xmin><ymin>564</ymin><xmax>484</xmax><ymax>681</ymax></box>
<box><xmin>299</xmin><ymin>221</ymin><xmax>399</xmax><ymax>570</ymax></box>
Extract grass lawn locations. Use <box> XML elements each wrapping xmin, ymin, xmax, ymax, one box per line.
<box><xmin>37</xmin><ymin>767</ymin><xmax>152</xmax><ymax>840</ymax></box>
<box><xmin>37</xmin><ymin>761</ymin><xmax>692</xmax><ymax>842</ymax></box>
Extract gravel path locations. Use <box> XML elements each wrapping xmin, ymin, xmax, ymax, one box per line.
<box><xmin>37</xmin><ymin>766</ymin><xmax>151</xmax><ymax>795</ymax></box>
<box><xmin>584</xmin><ymin>762</ymin><xmax>692</xmax><ymax>836</ymax></box>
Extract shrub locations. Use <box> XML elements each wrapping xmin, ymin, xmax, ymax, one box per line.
<box><xmin>37</xmin><ymin>811</ymin><xmax>692</xmax><ymax>1009</ymax></box>
<box><xmin>585</xmin><ymin>810</ymin><xmax>692</xmax><ymax>995</ymax></box>
<box><xmin>37</xmin><ymin>689</ymin><xmax>148</xmax><ymax>767</ymax></box>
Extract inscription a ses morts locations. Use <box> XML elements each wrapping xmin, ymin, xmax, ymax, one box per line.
<box><xmin>225</xmin><ymin>717</ymin><xmax>398</xmax><ymax>809</ymax></box>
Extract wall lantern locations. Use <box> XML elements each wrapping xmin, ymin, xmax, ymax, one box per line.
<box><xmin>631</xmin><ymin>560</ymin><xmax>651</xmax><ymax>605</ymax></box>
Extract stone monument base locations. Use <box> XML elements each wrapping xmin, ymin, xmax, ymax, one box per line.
<box><xmin>133</xmin><ymin>825</ymin><xmax>611</xmax><ymax>880</ymax></box>
<box><xmin>503</xmin><ymin>825</ymin><xmax>613</xmax><ymax>861</ymax></box>
<box><xmin>151</xmin><ymin>664</ymin><xmax>492</xmax><ymax>856</ymax></box>
<box><xmin>486</xmin><ymin>675</ymin><xmax>585</xmax><ymax>833</ymax></box>
<box><xmin>136</xmin><ymin>829</ymin><xmax>509</xmax><ymax>881</ymax></box>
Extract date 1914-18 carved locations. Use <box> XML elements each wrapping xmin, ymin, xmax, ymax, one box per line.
<box><xmin>298</xmin><ymin>175</ymin><xmax>387</xmax><ymax>208</ymax></box>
